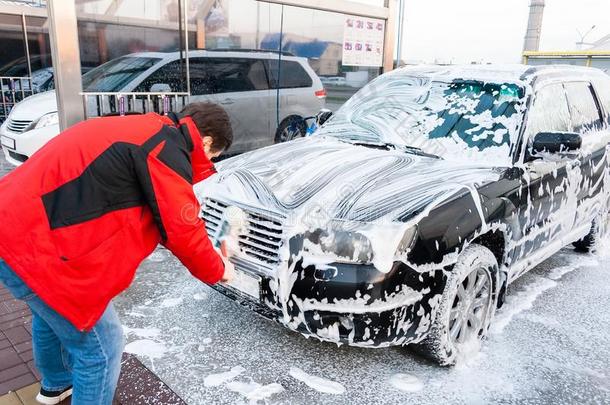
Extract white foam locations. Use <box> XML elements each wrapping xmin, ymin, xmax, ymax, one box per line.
<box><xmin>491</xmin><ymin>278</ymin><xmax>557</xmax><ymax>334</ymax></box>
<box><xmin>289</xmin><ymin>366</ymin><xmax>346</xmax><ymax>395</ymax></box>
<box><xmin>204</xmin><ymin>366</ymin><xmax>245</xmax><ymax>387</ymax></box>
<box><xmin>159</xmin><ymin>297</ymin><xmax>183</xmax><ymax>308</ymax></box>
<box><xmin>389</xmin><ymin>373</ymin><xmax>424</xmax><ymax>393</ymax></box>
<box><xmin>225</xmin><ymin>380</ymin><xmax>284</xmax><ymax>401</ymax></box>
<box><xmin>124</xmin><ymin>339</ymin><xmax>167</xmax><ymax>359</ymax></box>
<box><xmin>122</xmin><ymin>326</ymin><xmax>160</xmax><ymax>339</ymax></box>
<box><xmin>193</xmin><ymin>292</ymin><xmax>208</xmax><ymax>301</ymax></box>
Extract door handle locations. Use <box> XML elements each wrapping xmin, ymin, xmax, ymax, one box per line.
<box><xmin>220</xmin><ymin>98</ymin><xmax>235</xmax><ymax>105</ymax></box>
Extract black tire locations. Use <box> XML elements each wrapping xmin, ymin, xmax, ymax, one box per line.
<box><xmin>573</xmin><ymin>201</ymin><xmax>610</xmax><ymax>253</ymax></box>
<box><xmin>274</xmin><ymin>116</ymin><xmax>306</xmax><ymax>143</ymax></box>
<box><xmin>573</xmin><ymin>223</ymin><xmax>595</xmax><ymax>252</ymax></box>
<box><xmin>413</xmin><ymin>244</ymin><xmax>499</xmax><ymax>366</ymax></box>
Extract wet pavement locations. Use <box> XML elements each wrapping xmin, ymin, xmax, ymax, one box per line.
<box><xmin>2</xmin><ymin>151</ymin><xmax>609</xmax><ymax>404</ymax></box>
<box><xmin>117</xmin><ymin>248</ymin><xmax>610</xmax><ymax>405</ymax></box>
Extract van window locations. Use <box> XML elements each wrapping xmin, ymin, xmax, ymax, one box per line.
<box><xmin>526</xmin><ymin>83</ymin><xmax>571</xmax><ymax>138</ymax></box>
<box><xmin>134</xmin><ymin>60</ymin><xmax>185</xmax><ymax>93</ymax></box>
<box><xmin>267</xmin><ymin>60</ymin><xmax>312</xmax><ymax>89</ymax></box>
<box><xmin>195</xmin><ymin>58</ymin><xmax>269</xmax><ymax>94</ymax></box>
<box><xmin>84</xmin><ymin>56</ymin><xmax>161</xmax><ymax>92</ymax></box>
<box><xmin>564</xmin><ymin>82</ymin><xmax>603</xmax><ymax>132</ymax></box>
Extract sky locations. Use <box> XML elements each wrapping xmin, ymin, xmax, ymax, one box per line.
<box><xmin>400</xmin><ymin>0</ymin><xmax>610</xmax><ymax>64</ymax></box>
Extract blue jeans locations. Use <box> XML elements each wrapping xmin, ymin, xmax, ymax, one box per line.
<box><xmin>0</xmin><ymin>259</ymin><xmax>124</xmax><ymax>404</ymax></box>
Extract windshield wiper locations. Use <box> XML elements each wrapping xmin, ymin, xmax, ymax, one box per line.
<box><xmin>398</xmin><ymin>145</ymin><xmax>441</xmax><ymax>159</ymax></box>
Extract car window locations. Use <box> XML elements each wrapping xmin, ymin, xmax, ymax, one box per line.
<box><xmin>526</xmin><ymin>83</ymin><xmax>571</xmax><ymax>139</ymax></box>
<box><xmin>591</xmin><ymin>77</ymin><xmax>610</xmax><ymax>124</ymax></box>
<box><xmin>267</xmin><ymin>60</ymin><xmax>313</xmax><ymax>89</ymax></box>
<box><xmin>198</xmin><ymin>58</ymin><xmax>269</xmax><ymax>94</ymax></box>
<box><xmin>564</xmin><ymin>81</ymin><xmax>603</xmax><ymax>132</ymax></box>
<box><xmin>83</xmin><ymin>56</ymin><xmax>161</xmax><ymax>92</ymax></box>
<box><xmin>134</xmin><ymin>60</ymin><xmax>185</xmax><ymax>93</ymax></box>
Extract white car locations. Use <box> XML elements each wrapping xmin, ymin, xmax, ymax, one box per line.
<box><xmin>0</xmin><ymin>50</ymin><xmax>325</xmax><ymax>166</ymax></box>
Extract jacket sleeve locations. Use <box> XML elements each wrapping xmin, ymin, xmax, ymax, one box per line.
<box><xmin>135</xmin><ymin>139</ymin><xmax>225</xmax><ymax>285</ymax></box>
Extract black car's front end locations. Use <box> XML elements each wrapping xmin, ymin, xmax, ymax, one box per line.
<box><xmin>202</xmin><ymin>197</ymin><xmax>448</xmax><ymax>348</ymax></box>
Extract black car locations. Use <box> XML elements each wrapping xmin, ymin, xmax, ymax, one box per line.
<box><xmin>195</xmin><ymin>65</ymin><xmax>610</xmax><ymax>365</ymax></box>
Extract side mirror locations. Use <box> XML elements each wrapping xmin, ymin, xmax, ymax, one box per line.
<box><xmin>316</xmin><ymin>109</ymin><xmax>333</xmax><ymax>127</ymax></box>
<box><xmin>150</xmin><ymin>83</ymin><xmax>172</xmax><ymax>93</ymax></box>
<box><xmin>532</xmin><ymin>131</ymin><xmax>582</xmax><ymax>155</ymax></box>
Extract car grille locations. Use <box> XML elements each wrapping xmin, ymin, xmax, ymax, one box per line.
<box><xmin>202</xmin><ymin>198</ymin><xmax>285</xmax><ymax>265</ymax></box>
<box><xmin>6</xmin><ymin>119</ymin><xmax>32</xmax><ymax>133</ymax></box>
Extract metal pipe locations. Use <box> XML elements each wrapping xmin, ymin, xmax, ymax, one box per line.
<box><xmin>178</xmin><ymin>0</ymin><xmax>185</xmax><ymax>93</ymax></box>
<box><xmin>21</xmin><ymin>13</ymin><xmax>32</xmax><ymax>79</ymax></box>
<box><xmin>184</xmin><ymin>0</ymin><xmax>191</xmax><ymax>102</ymax></box>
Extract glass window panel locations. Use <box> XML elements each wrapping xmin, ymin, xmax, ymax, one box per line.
<box><xmin>564</xmin><ymin>82</ymin><xmax>603</xmax><ymax>132</ymax></box>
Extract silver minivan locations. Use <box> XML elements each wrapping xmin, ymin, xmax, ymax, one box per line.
<box><xmin>1</xmin><ymin>50</ymin><xmax>326</xmax><ymax>165</ymax></box>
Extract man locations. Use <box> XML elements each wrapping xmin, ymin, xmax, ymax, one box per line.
<box><xmin>0</xmin><ymin>102</ymin><xmax>235</xmax><ymax>404</ymax></box>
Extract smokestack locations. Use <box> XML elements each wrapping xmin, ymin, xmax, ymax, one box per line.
<box><xmin>523</xmin><ymin>0</ymin><xmax>545</xmax><ymax>52</ymax></box>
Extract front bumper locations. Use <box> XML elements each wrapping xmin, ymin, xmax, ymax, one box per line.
<box><xmin>212</xmin><ymin>255</ymin><xmax>446</xmax><ymax>348</ymax></box>
<box><xmin>0</xmin><ymin>123</ymin><xmax>60</xmax><ymax>166</ymax></box>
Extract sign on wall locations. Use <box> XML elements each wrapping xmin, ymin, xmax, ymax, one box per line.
<box><xmin>342</xmin><ymin>16</ymin><xmax>385</xmax><ymax>67</ymax></box>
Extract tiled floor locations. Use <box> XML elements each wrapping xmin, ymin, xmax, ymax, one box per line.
<box><xmin>0</xmin><ymin>283</ymin><xmax>186</xmax><ymax>404</ymax></box>
<box><xmin>0</xmin><ymin>286</ymin><xmax>38</xmax><ymax>396</ymax></box>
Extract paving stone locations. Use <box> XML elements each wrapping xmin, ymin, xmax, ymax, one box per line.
<box><xmin>3</xmin><ymin>328</ymin><xmax>29</xmax><ymax>346</ymax></box>
<box><xmin>0</xmin><ymin>348</ymin><xmax>22</xmax><ymax>370</ymax></box>
<box><xmin>15</xmin><ymin>383</ymin><xmax>40</xmax><ymax>404</ymax></box>
<box><xmin>0</xmin><ymin>339</ymin><xmax>10</xmax><ymax>351</ymax></box>
<box><xmin>17</xmin><ymin>351</ymin><xmax>33</xmax><ymax>364</ymax></box>
<box><xmin>114</xmin><ymin>354</ymin><xmax>186</xmax><ymax>405</ymax></box>
<box><xmin>0</xmin><ymin>310</ymin><xmax>31</xmax><ymax>326</ymax></box>
<box><xmin>2</xmin><ymin>301</ymin><xmax>26</xmax><ymax>314</ymax></box>
<box><xmin>0</xmin><ymin>392</ymin><xmax>22</xmax><ymax>405</ymax></box>
<box><xmin>12</xmin><ymin>342</ymin><xmax>30</xmax><ymax>355</ymax></box>
<box><xmin>24</xmin><ymin>363</ymin><xmax>39</xmax><ymax>382</ymax></box>
<box><xmin>0</xmin><ymin>317</ymin><xmax>31</xmax><ymax>333</ymax></box>
<box><xmin>0</xmin><ymin>373</ymin><xmax>36</xmax><ymax>397</ymax></box>
<box><xmin>0</xmin><ymin>365</ymin><xmax>29</xmax><ymax>386</ymax></box>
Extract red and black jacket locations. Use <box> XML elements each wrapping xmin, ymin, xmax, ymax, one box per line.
<box><xmin>0</xmin><ymin>112</ymin><xmax>223</xmax><ymax>330</ymax></box>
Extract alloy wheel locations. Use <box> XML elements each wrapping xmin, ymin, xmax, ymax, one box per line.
<box><xmin>448</xmin><ymin>267</ymin><xmax>493</xmax><ymax>347</ymax></box>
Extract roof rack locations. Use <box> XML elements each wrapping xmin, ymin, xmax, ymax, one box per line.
<box><xmin>202</xmin><ymin>48</ymin><xmax>295</xmax><ymax>57</ymax></box>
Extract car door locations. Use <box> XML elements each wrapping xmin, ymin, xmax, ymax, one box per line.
<box><xmin>202</xmin><ymin>57</ymin><xmax>272</xmax><ymax>154</ymax></box>
<box><xmin>510</xmin><ymin>82</ymin><xmax>580</xmax><ymax>272</ymax></box>
<box><xmin>267</xmin><ymin>59</ymin><xmax>315</xmax><ymax>135</ymax></box>
<box><xmin>563</xmin><ymin>81</ymin><xmax>609</xmax><ymax>229</ymax></box>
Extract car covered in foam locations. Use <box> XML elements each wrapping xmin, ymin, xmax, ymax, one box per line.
<box><xmin>195</xmin><ymin>64</ymin><xmax>610</xmax><ymax>365</ymax></box>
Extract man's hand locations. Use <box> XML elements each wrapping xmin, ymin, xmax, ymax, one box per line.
<box><xmin>218</xmin><ymin>240</ymin><xmax>235</xmax><ymax>283</ymax></box>
<box><xmin>220</xmin><ymin>255</ymin><xmax>235</xmax><ymax>283</ymax></box>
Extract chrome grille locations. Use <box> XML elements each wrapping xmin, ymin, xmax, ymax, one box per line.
<box><xmin>202</xmin><ymin>198</ymin><xmax>284</xmax><ymax>265</ymax></box>
<box><xmin>6</xmin><ymin>119</ymin><xmax>32</xmax><ymax>133</ymax></box>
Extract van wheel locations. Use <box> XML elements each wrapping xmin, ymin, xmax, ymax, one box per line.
<box><xmin>413</xmin><ymin>244</ymin><xmax>498</xmax><ymax>366</ymax></box>
<box><xmin>275</xmin><ymin>116</ymin><xmax>306</xmax><ymax>143</ymax></box>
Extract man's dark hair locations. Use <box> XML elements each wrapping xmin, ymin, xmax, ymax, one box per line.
<box><xmin>181</xmin><ymin>102</ymin><xmax>233</xmax><ymax>152</ymax></box>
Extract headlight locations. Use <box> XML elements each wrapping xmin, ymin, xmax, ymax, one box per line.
<box><xmin>302</xmin><ymin>220</ymin><xmax>417</xmax><ymax>269</ymax></box>
<box><xmin>304</xmin><ymin>222</ymin><xmax>375</xmax><ymax>264</ymax></box>
<box><xmin>33</xmin><ymin>112</ymin><xmax>59</xmax><ymax>130</ymax></box>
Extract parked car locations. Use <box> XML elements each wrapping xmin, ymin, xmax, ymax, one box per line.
<box><xmin>195</xmin><ymin>64</ymin><xmax>610</xmax><ymax>365</ymax></box>
<box><xmin>0</xmin><ymin>50</ymin><xmax>325</xmax><ymax>166</ymax></box>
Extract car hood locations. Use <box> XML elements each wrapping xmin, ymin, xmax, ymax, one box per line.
<box><xmin>196</xmin><ymin>136</ymin><xmax>502</xmax><ymax>226</ymax></box>
<box><xmin>9</xmin><ymin>90</ymin><xmax>57</xmax><ymax>121</ymax></box>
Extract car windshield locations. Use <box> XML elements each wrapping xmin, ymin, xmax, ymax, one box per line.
<box><xmin>81</xmin><ymin>56</ymin><xmax>161</xmax><ymax>92</ymax></box>
<box><xmin>318</xmin><ymin>70</ymin><xmax>526</xmax><ymax>166</ymax></box>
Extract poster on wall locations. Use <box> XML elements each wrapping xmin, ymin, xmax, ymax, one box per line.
<box><xmin>342</xmin><ymin>16</ymin><xmax>385</xmax><ymax>67</ymax></box>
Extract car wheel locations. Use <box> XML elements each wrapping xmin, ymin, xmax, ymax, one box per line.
<box><xmin>275</xmin><ymin>116</ymin><xmax>306</xmax><ymax>143</ymax></box>
<box><xmin>413</xmin><ymin>244</ymin><xmax>498</xmax><ymax>366</ymax></box>
<box><xmin>573</xmin><ymin>208</ymin><xmax>610</xmax><ymax>252</ymax></box>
